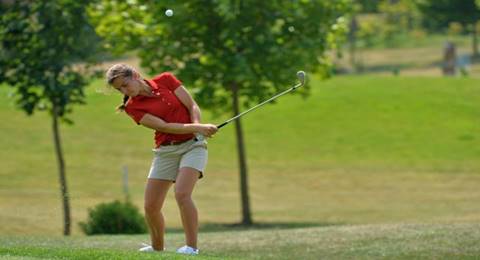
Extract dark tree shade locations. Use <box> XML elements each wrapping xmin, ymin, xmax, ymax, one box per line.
<box><xmin>417</xmin><ymin>0</ymin><xmax>480</xmax><ymax>30</ymax></box>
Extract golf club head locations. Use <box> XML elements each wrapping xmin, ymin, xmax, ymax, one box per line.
<box><xmin>296</xmin><ymin>71</ymin><xmax>306</xmax><ymax>88</ymax></box>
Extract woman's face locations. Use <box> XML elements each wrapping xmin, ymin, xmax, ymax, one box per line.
<box><xmin>111</xmin><ymin>76</ymin><xmax>141</xmax><ymax>97</ymax></box>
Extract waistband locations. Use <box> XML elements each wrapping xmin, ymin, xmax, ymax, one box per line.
<box><xmin>161</xmin><ymin>137</ymin><xmax>197</xmax><ymax>146</ymax></box>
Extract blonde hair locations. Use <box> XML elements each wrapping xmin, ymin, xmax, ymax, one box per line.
<box><xmin>105</xmin><ymin>63</ymin><xmax>136</xmax><ymax>112</ymax></box>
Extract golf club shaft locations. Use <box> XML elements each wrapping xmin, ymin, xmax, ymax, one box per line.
<box><xmin>217</xmin><ymin>82</ymin><xmax>302</xmax><ymax>129</ymax></box>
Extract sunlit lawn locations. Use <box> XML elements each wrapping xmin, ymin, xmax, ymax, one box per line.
<box><xmin>1</xmin><ymin>75</ymin><xmax>479</xmax><ymax>237</ymax></box>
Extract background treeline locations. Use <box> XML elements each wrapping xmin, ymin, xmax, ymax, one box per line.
<box><xmin>350</xmin><ymin>0</ymin><xmax>480</xmax><ymax>52</ymax></box>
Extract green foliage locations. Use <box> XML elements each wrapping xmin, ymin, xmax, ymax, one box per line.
<box><xmin>355</xmin><ymin>14</ymin><xmax>384</xmax><ymax>48</ymax></box>
<box><xmin>354</xmin><ymin>14</ymin><xmax>425</xmax><ymax>48</ymax></box>
<box><xmin>351</xmin><ymin>1</ymin><xmax>422</xmax><ymax>49</ymax></box>
<box><xmin>355</xmin><ymin>0</ymin><xmax>381</xmax><ymax>12</ymax></box>
<box><xmin>79</xmin><ymin>200</ymin><xmax>147</xmax><ymax>235</ymax></box>
<box><xmin>377</xmin><ymin>0</ymin><xmax>420</xmax><ymax>47</ymax></box>
<box><xmin>89</xmin><ymin>0</ymin><xmax>350</xmax><ymax>115</ymax></box>
<box><xmin>417</xmin><ymin>0</ymin><xmax>480</xmax><ymax>32</ymax></box>
<box><xmin>448</xmin><ymin>22</ymin><xmax>464</xmax><ymax>35</ymax></box>
<box><xmin>379</xmin><ymin>0</ymin><xmax>420</xmax><ymax>33</ymax></box>
<box><xmin>0</xmin><ymin>0</ymin><xmax>101</xmax><ymax>119</ymax></box>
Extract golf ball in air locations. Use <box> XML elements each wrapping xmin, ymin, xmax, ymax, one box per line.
<box><xmin>165</xmin><ymin>9</ymin><xmax>173</xmax><ymax>17</ymax></box>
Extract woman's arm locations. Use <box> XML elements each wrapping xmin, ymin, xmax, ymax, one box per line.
<box><xmin>139</xmin><ymin>113</ymin><xmax>217</xmax><ymax>137</ymax></box>
<box><xmin>174</xmin><ymin>85</ymin><xmax>201</xmax><ymax>123</ymax></box>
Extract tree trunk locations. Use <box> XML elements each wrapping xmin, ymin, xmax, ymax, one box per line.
<box><xmin>52</xmin><ymin>104</ymin><xmax>71</xmax><ymax>236</ymax></box>
<box><xmin>472</xmin><ymin>24</ymin><xmax>479</xmax><ymax>58</ymax></box>
<box><xmin>349</xmin><ymin>15</ymin><xmax>358</xmax><ymax>72</ymax></box>
<box><xmin>231</xmin><ymin>82</ymin><xmax>253</xmax><ymax>225</ymax></box>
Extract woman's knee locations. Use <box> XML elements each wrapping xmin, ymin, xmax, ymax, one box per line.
<box><xmin>174</xmin><ymin>190</ymin><xmax>192</xmax><ymax>205</ymax></box>
<box><xmin>144</xmin><ymin>201</ymin><xmax>161</xmax><ymax>215</ymax></box>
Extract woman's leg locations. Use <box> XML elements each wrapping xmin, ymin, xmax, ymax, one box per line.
<box><xmin>144</xmin><ymin>179</ymin><xmax>172</xmax><ymax>250</ymax></box>
<box><xmin>174</xmin><ymin>167</ymin><xmax>200</xmax><ymax>249</ymax></box>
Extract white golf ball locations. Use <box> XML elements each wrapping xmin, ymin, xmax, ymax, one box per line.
<box><xmin>165</xmin><ymin>9</ymin><xmax>173</xmax><ymax>17</ymax></box>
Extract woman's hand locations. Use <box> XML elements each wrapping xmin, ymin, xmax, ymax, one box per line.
<box><xmin>195</xmin><ymin>124</ymin><xmax>218</xmax><ymax>138</ymax></box>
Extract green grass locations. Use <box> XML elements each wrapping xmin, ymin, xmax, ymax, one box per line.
<box><xmin>1</xmin><ymin>75</ymin><xmax>480</xmax><ymax>258</ymax></box>
<box><xmin>1</xmin><ymin>223</ymin><xmax>480</xmax><ymax>259</ymax></box>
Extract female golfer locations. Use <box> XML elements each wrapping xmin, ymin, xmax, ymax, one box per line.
<box><xmin>106</xmin><ymin>64</ymin><xmax>217</xmax><ymax>255</ymax></box>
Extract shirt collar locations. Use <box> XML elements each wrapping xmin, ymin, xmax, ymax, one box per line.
<box><xmin>145</xmin><ymin>79</ymin><xmax>158</xmax><ymax>91</ymax></box>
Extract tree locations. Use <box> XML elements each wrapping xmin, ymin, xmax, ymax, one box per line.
<box><xmin>89</xmin><ymin>0</ymin><xmax>349</xmax><ymax>225</ymax></box>
<box><xmin>0</xmin><ymin>0</ymin><xmax>101</xmax><ymax>235</ymax></box>
<box><xmin>357</xmin><ymin>0</ymin><xmax>382</xmax><ymax>12</ymax></box>
<box><xmin>348</xmin><ymin>1</ymin><xmax>364</xmax><ymax>72</ymax></box>
<box><xmin>417</xmin><ymin>0</ymin><xmax>480</xmax><ymax>57</ymax></box>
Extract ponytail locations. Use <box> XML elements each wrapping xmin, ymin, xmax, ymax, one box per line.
<box><xmin>116</xmin><ymin>95</ymin><xmax>129</xmax><ymax>112</ymax></box>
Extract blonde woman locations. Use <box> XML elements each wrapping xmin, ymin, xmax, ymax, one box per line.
<box><xmin>106</xmin><ymin>64</ymin><xmax>217</xmax><ymax>255</ymax></box>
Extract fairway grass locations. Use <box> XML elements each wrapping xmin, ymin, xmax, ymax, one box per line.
<box><xmin>1</xmin><ymin>223</ymin><xmax>479</xmax><ymax>259</ymax></box>
<box><xmin>1</xmin><ymin>75</ymin><xmax>480</xmax><ymax>239</ymax></box>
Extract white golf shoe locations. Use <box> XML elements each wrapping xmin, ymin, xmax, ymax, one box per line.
<box><xmin>139</xmin><ymin>243</ymin><xmax>165</xmax><ymax>252</ymax></box>
<box><xmin>139</xmin><ymin>245</ymin><xmax>155</xmax><ymax>252</ymax></box>
<box><xmin>176</xmin><ymin>245</ymin><xmax>199</xmax><ymax>255</ymax></box>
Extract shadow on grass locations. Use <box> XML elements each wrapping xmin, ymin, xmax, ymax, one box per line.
<box><xmin>165</xmin><ymin>221</ymin><xmax>342</xmax><ymax>233</ymax></box>
<box><xmin>346</xmin><ymin>55</ymin><xmax>480</xmax><ymax>75</ymax></box>
<box><xmin>355</xmin><ymin>63</ymin><xmax>412</xmax><ymax>74</ymax></box>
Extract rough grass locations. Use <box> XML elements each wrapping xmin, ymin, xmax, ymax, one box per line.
<box><xmin>1</xmin><ymin>223</ymin><xmax>479</xmax><ymax>259</ymax></box>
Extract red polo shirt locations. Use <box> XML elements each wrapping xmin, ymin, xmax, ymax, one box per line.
<box><xmin>124</xmin><ymin>72</ymin><xmax>194</xmax><ymax>148</ymax></box>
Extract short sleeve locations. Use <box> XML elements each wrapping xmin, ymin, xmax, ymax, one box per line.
<box><xmin>153</xmin><ymin>72</ymin><xmax>182</xmax><ymax>91</ymax></box>
<box><xmin>125</xmin><ymin>106</ymin><xmax>146</xmax><ymax>125</ymax></box>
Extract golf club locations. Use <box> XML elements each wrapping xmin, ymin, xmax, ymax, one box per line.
<box><xmin>217</xmin><ymin>70</ymin><xmax>306</xmax><ymax>129</ymax></box>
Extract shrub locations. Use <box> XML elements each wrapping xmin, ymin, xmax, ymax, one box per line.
<box><xmin>79</xmin><ymin>200</ymin><xmax>147</xmax><ymax>235</ymax></box>
<box><xmin>448</xmin><ymin>22</ymin><xmax>463</xmax><ymax>35</ymax></box>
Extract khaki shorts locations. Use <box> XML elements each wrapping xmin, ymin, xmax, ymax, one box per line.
<box><xmin>148</xmin><ymin>138</ymin><xmax>208</xmax><ymax>181</ymax></box>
